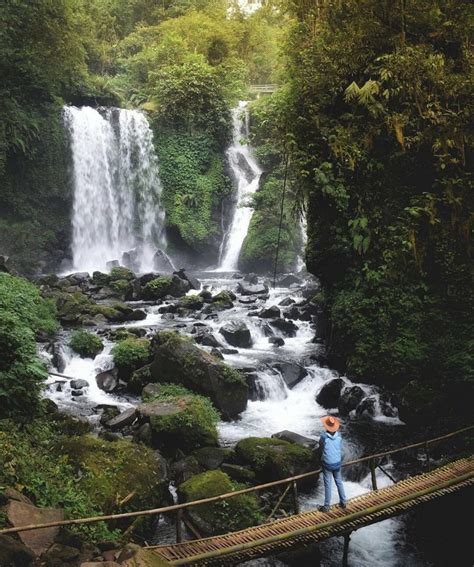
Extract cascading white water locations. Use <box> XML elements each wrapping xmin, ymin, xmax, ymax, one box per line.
<box><xmin>63</xmin><ymin>106</ymin><xmax>166</xmax><ymax>273</ymax></box>
<box><xmin>217</xmin><ymin>101</ymin><xmax>262</xmax><ymax>271</ymax></box>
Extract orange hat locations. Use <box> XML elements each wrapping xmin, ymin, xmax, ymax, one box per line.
<box><xmin>320</xmin><ymin>415</ymin><xmax>340</xmax><ymax>432</ymax></box>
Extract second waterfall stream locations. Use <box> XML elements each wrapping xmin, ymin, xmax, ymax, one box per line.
<box><xmin>218</xmin><ymin>101</ymin><xmax>262</xmax><ymax>271</ymax></box>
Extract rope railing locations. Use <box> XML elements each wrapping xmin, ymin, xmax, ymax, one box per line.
<box><xmin>0</xmin><ymin>424</ymin><xmax>472</xmax><ymax>538</ymax></box>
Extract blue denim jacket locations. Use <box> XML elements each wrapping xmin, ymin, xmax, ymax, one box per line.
<box><xmin>320</xmin><ymin>430</ymin><xmax>342</xmax><ymax>470</ymax></box>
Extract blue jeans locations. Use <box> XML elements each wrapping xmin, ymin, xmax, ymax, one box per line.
<box><xmin>322</xmin><ymin>466</ymin><xmax>347</xmax><ymax>507</ymax></box>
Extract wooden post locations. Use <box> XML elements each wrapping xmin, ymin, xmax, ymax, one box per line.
<box><xmin>292</xmin><ymin>481</ymin><xmax>300</xmax><ymax>515</ymax></box>
<box><xmin>342</xmin><ymin>533</ymin><xmax>351</xmax><ymax>566</ymax></box>
<box><xmin>370</xmin><ymin>458</ymin><xmax>378</xmax><ymax>491</ymax></box>
<box><xmin>176</xmin><ymin>509</ymin><xmax>183</xmax><ymax>543</ymax></box>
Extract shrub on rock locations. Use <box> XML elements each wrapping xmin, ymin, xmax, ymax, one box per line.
<box><xmin>69</xmin><ymin>330</ymin><xmax>104</xmax><ymax>358</ymax></box>
<box><xmin>150</xmin><ymin>331</ymin><xmax>248</xmax><ymax>419</ymax></box>
<box><xmin>137</xmin><ymin>384</ymin><xmax>219</xmax><ymax>453</ymax></box>
<box><xmin>235</xmin><ymin>437</ymin><xmax>315</xmax><ymax>482</ymax></box>
<box><xmin>112</xmin><ymin>337</ymin><xmax>151</xmax><ymax>380</ymax></box>
<box><xmin>178</xmin><ymin>470</ymin><xmax>263</xmax><ymax>536</ymax></box>
<box><xmin>109</xmin><ymin>267</ymin><xmax>135</xmax><ymax>281</ymax></box>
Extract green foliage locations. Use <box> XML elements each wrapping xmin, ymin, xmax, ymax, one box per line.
<box><xmin>69</xmin><ymin>330</ymin><xmax>104</xmax><ymax>359</ymax></box>
<box><xmin>179</xmin><ymin>470</ymin><xmax>263</xmax><ymax>535</ymax></box>
<box><xmin>154</xmin><ymin>129</ymin><xmax>232</xmax><ymax>250</ymax></box>
<box><xmin>112</xmin><ymin>337</ymin><xmax>151</xmax><ymax>372</ymax></box>
<box><xmin>143</xmin><ymin>276</ymin><xmax>173</xmax><ymax>299</ymax></box>
<box><xmin>110</xmin><ymin>266</ymin><xmax>135</xmax><ymax>281</ymax></box>
<box><xmin>283</xmin><ymin>0</ymin><xmax>473</xmax><ymax>419</ymax></box>
<box><xmin>0</xmin><ymin>274</ymin><xmax>58</xmax><ymax>419</ymax></box>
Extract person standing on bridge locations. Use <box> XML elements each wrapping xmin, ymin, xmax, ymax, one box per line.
<box><xmin>318</xmin><ymin>416</ymin><xmax>347</xmax><ymax>512</ymax></box>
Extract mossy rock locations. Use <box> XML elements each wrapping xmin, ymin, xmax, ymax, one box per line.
<box><xmin>142</xmin><ymin>276</ymin><xmax>173</xmax><ymax>300</ymax></box>
<box><xmin>235</xmin><ymin>437</ymin><xmax>315</xmax><ymax>482</ymax></box>
<box><xmin>129</xmin><ymin>364</ymin><xmax>153</xmax><ymax>394</ymax></box>
<box><xmin>191</xmin><ymin>447</ymin><xmax>233</xmax><ymax>470</ymax></box>
<box><xmin>69</xmin><ymin>330</ymin><xmax>104</xmax><ymax>358</ymax></box>
<box><xmin>150</xmin><ymin>331</ymin><xmax>248</xmax><ymax>419</ymax></box>
<box><xmin>92</xmin><ymin>271</ymin><xmax>111</xmax><ymax>287</ymax></box>
<box><xmin>58</xmin><ymin>435</ymin><xmax>168</xmax><ymax>514</ymax></box>
<box><xmin>109</xmin><ymin>267</ymin><xmax>135</xmax><ymax>281</ymax></box>
<box><xmin>178</xmin><ymin>470</ymin><xmax>263</xmax><ymax>536</ymax></box>
<box><xmin>137</xmin><ymin>385</ymin><xmax>219</xmax><ymax>453</ymax></box>
<box><xmin>109</xmin><ymin>278</ymin><xmax>132</xmax><ymax>296</ymax></box>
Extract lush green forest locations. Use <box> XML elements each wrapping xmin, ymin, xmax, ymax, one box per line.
<box><xmin>0</xmin><ymin>0</ymin><xmax>472</xmax><ymax>564</ymax></box>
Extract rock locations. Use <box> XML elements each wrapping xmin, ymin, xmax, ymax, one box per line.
<box><xmin>0</xmin><ymin>488</ymin><xmax>33</xmax><ymax>506</ymax></box>
<box><xmin>0</xmin><ymin>535</ymin><xmax>35</xmax><ymax>566</ymax></box>
<box><xmin>173</xmin><ymin>268</ymin><xmax>200</xmax><ymax>290</ymax></box>
<box><xmin>141</xmin><ymin>383</ymin><xmax>164</xmax><ymax>400</ymax></box>
<box><xmin>80</xmin><ymin>563</ymin><xmax>119</xmax><ymax>567</ymax></box>
<box><xmin>71</xmin><ymin>389</ymin><xmax>83</xmax><ymax>397</ymax></box>
<box><xmin>219</xmin><ymin>321</ymin><xmax>252</xmax><ymax>348</ymax></box>
<box><xmin>238</xmin><ymin>296</ymin><xmax>258</xmax><ymax>304</ymax></box>
<box><xmin>106</xmin><ymin>408</ymin><xmax>137</xmax><ymax>430</ymax></box>
<box><xmin>68</xmin><ymin>272</ymin><xmax>90</xmax><ymax>284</ymax></box>
<box><xmin>338</xmin><ymin>385</ymin><xmax>365</xmax><ymax>415</ymax></box>
<box><xmin>244</xmin><ymin>273</ymin><xmax>259</xmax><ymax>284</ymax></box>
<box><xmin>220</xmin><ymin>463</ymin><xmax>256</xmax><ymax>483</ymax></box>
<box><xmin>269</xmin><ymin>337</ymin><xmax>285</xmax><ymax>347</ymax></box>
<box><xmin>70</xmin><ymin>379</ymin><xmax>88</xmax><ymax>390</ymax></box>
<box><xmin>117</xmin><ymin>544</ymin><xmax>172</xmax><ymax>567</ymax></box>
<box><xmin>134</xmin><ymin>423</ymin><xmax>152</xmax><ymax>445</ymax></box>
<box><xmin>279</xmin><ymin>297</ymin><xmax>295</xmax><ymax>307</ymax></box>
<box><xmin>211</xmin><ymin>347</ymin><xmax>224</xmax><ymax>359</ymax></box>
<box><xmin>171</xmin><ymin>456</ymin><xmax>202</xmax><ymax>485</ymax></box>
<box><xmin>106</xmin><ymin>260</ymin><xmax>120</xmax><ymax>270</ymax></box>
<box><xmin>221</xmin><ymin>348</ymin><xmax>238</xmax><ymax>355</ymax></box>
<box><xmin>121</xmin><ymin>249</ymin><xmax>140</xmax><ymax>272</ymax></box>
<box><xmin>96</xmin><ymin>369</ymin><xmax>118</xmax><ymax>392</ymax></box>
<box><xmin>272</xmin><ymin>430</ymin><xmax>317</xmax><ymax>449</ymax></box>
<box><xmin>200</xmin><ymin>333</ymin><xmax>222</xmax><ymax>348</ymax></box>
<box><xmin>7</xmin><ymin>500</ymin><xmax>65</xmax><ymax>557</ymax></box>
<box><xmin>0</xmin><ymin>255</ymin><xmax>15</xmax><ymax>274</ymax></box>
<box><xmin>99</xmin><ymin>405</ymin><xmax>120</xmax><ymax>426</ymax></box>
<box><xmin>191</xmin><ymin>447</ymin><xmax>233</xmax><ymax>470</ymax></box>
<box><xmin>316</xmin><ymin>378</ymin><xmax>345</xmax><ymax>408</ymax></box>
<box><xmin>237</xmin><ymin>282</ymin><xmax>269</xmax><ymax>296</ymax></box>
<box><xmin>269</xmin><ymin>318</ymin><xmax>299</xmax><ymax>337</ymax></box>
<box><xmin>40</xmin><ymin>543</ymin><xmax>80</xmax><ymax>565</ymax></box>
<box><xmin>272</xmin><ymin>362</ymin><xmax>308</xmax><ymax>389</ymax></box>
<box><xmin>143</xmin><ymin>274</ymin><xmax>190</xmax><ymax>300</ymax></box>
<box><xmin>150</xmin><ymin>332</ymin><xmax>248</xmax><ymax>419</ymax></box>
<box><xmin>258</xmin><ymin>305</ymin><xmax>281</xmax><ymax>319</ymax></box>
<box><xmin>356</xmin><ymin>396</ymin><xmax>377</xmax><ymax>418</ymax></box>
<box><xmin>235</xmin><ymin>437</ymin><xmax>315</xmax><ymax>483</ymax></box>
<box><xmin>277</xmin><ymin>274</ymin><xmax>302</xmax><ymax>287</ymax></box>
<box><xmin>178</xmin><ymin>471</ymin><xmax>262</xmax><ymax>537</ymax></box>
<box><xmin>137</xmin><ymin>397</ymin><xmax>218</xmax><ymax>452</ymax></box>
<box><xmin>153</xmin><ymin>249</ymin><xmax>174</xmax><ymax>272</ymax></box>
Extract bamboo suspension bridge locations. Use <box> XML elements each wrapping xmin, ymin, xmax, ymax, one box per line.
<box><xmin>1</xmin><ymin>426</ymin><xmax>472</xmax><ymax>565</ymax></box>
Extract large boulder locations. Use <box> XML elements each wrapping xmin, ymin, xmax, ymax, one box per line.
<box><xmin>338</xmin><ymin>385</ymin><xmax>365</xmax><ymax>415</ymax></box>
<box><xmin>259</xmin><ymin>306</ymin><xmax>281</xmax><ymax>319</ymax></box>
<box><xmin>173</xmin><ymin>268</ymin><xmax>200</xmax><ymax>290</ymax></box>
<box><xmin>178</xmin><ymin>471</ymin><xmax>262</xmax><ymax>536</ymax></box>
<box><xmin>136</xmin><ymin>390</ymin><xmax>218</xmax><ymax>453</ymax></box>
<box><xmin>235</xmin><ymin>437</ymin><xmax>315</xmax><ymax>482</ymax></box>
<box><xmin>142</xmin><ymin>274</ymin><xmax>190</xmax><ymax>300</ymax></box>
<box><xmin>96</xmin><ymin>369</ymin><xmax>118</xmax><ymax>393</ymax></box>
<box><xmin>272</xmin><ymin>361</ymin><xmax>308</xmax><ymax>389</ymax></box>
<box><xmin>219</xmin><ymin>321</ymin><xmax>252</xmax><ymax>348</ymax></box>
<box><xmin>272</xmin><ymin>430</ymin><xmax>317</xmax><ymax>449</ymax></box>
<box><xmin>150</xmin><ymin>332</ymin><xmax>248</xmax><ymax>419</ymax></box>
<box><xmin>269</xmin><ymin>318</ymin><xmax>298</xmax><ymax>337</ymax></box>
<box><xmin>316</xmin><ymin>378</ymin><xmax>345</xmax><ymax>408</ymax></box>
<box><xmin>237</xmin><ymin>282</ymin><xmax>269</xmax><ymax>296</ymax></box>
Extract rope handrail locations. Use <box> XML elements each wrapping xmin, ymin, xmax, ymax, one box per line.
<box><xmin>0</xmin><ymin>424</ymin><xmax>472</xmax><ymax>536</ymax></box>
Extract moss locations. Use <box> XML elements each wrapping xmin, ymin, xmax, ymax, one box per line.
<box><xmin>178</xmin><ymin>470</ymin><xmax>263</xmax><ymax>536</ymax></box>
<box><xmin>109</xmin><ymin>267</ymin><xmax>135</xmax><ymax>281</ymax></box>
<box><xmin>69</xmin><ymin>330</ymin><xmax>104</xmax><ymax>358</ymax></box>
<box><xmin>235</xmin><ymin>437</ymin><xmax>314</xmax><ymax>482</ymax></box>
<box><xmin>143</xmin><ymin>276</ymin><xmax>173</xmax><ymax>300</ymax></box>
<box><xmin>109</xmin><ymin>278</ymin><xmax>131</xmax><ymax>295</ymax></box>
<box><xmin>145</xmin><ymin>384</ymin><xmax>219</xmax><ymax>452</ymax></box>
<box><xmin>112</xmin><ymin>337</ymin><xmax>151</xmax><ymax>378</ymax></box>
<box><xmin>59</xmin><ymin>435</ymin><xmax>168</xmax><ymax>514</ymax></box>
<box><xmin>129</xmin><ymin>364</ymin><xmax>153</xmax><ymax>394</ymax></box>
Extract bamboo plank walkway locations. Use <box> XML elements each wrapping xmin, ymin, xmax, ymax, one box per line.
<box><xmin>150</xmin><ymin>457</ymin><xmax>474</xmax><ymax>565</ymax></box>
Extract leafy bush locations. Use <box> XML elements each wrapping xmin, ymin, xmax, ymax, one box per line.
<box><xmin>0</xmin><ymin>274</ymin><xmax>58</xmax><ymax>419</ymax></box>
<box><xmin>112</xmin><ymin>337</ymin><xmax>151</xmax><ymax>373</ymax></box>
<box><xmin>143</xmin><ymin>276</ymin><xmax>173</xmax><ymax>300</ymax></box>
<box><xmin>69</xmin><ymin>330</ymin><xmax>104</xmax><ymax>358</ymax></box>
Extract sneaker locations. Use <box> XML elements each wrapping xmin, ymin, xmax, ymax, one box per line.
<box><xmin>338</xmin><ymin>502</ymin><xmax>347</xmax><ymax>509</ymax></box>
<box><xmin>318</xmin><ymin>505</ymin><xmax>330</xmax><ymax>512</ymax></box>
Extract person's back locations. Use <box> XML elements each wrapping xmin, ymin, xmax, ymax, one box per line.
<box><xmin>320</xmin><ymin>430</ymin><xmax>342</xmax><ymax>469</ymax></box>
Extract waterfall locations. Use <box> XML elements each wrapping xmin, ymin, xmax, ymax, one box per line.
<box><xmin>63</xmin><ymin>106</ymin><xmax>166</xmax><ymax>273</ymax></box>
<box><xmin>217</xmin><ymin>101</ymin><xmax>262</xmax><ymax>271</ymax></box>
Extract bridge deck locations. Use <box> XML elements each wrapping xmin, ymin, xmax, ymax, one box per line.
<box><xmin>151</xmin><ymin>457</ymin><xmax>473</xmax><ymax>565</ymax></box>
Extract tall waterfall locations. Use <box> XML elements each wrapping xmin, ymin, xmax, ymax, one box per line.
<box><xmin>218</xmin><ymin>101</ymin><xmax>261</xmax><ymax>271</ymax></box>
<box><xmin>63</xmin><ymin>106</ymin><xmax>166</xmax><ymax>273</ymax></box>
